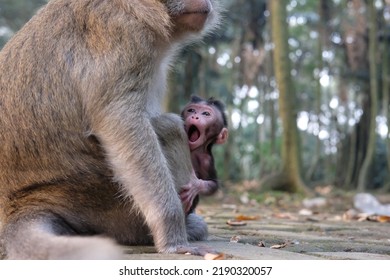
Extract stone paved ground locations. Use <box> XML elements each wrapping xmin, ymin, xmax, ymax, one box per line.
<box><xmin>1</xmin><ymin>190</ymin><xmax>390</xmax><ymax>260</ymax></box>
<box><xmin>123</xmin><ymin>190</ymin><xmax>390</xmax><ymax>260</ymax></box>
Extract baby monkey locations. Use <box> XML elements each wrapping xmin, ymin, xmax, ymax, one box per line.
<box><xmin>180</xmin><ymin>96</ymin><xmax>228</xmax><ymax>213</ymax></box>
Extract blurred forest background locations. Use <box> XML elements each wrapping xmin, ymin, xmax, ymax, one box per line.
<box><xmin>1</xmin><ymin>0</ymin><xmax>390</xmax><ymax>195</ymax></box>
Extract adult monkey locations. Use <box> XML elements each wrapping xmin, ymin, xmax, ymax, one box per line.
<box><xmin>0</xmin><ymin>0</ymin><xmax>220</xmax><ymax>259</ymax></box>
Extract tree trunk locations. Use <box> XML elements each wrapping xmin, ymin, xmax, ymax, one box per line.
<box><xmin>357</xmin><ymin>0</ymin><xmax>378</xmax><ymax>191</ymax></box>
<box><xmin>339</xmin><ymin>0</ymin><xmax>369</xmax><ymax>189</ymax></box>
<box><xmin>383</xmin><ymin>19</ymin><xmax>390</xmax><ymax>175</ymax></box>
<box><xmin>306</xmin><ymin>0</ymin><xmax>329</xmax><ymax>181</ymax></box>
<box><xmin>262</xmin><ymin>0</ymin><xmax>308</xmax><ymax>193</ymax></box>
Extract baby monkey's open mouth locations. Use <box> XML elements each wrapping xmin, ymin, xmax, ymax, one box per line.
<box><xmin>188</xmin><ymin>125</ymin><xmax>201</xmax><ymax>142</ymax></box>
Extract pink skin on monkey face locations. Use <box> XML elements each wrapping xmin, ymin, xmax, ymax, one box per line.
<box><xmin>182</xmin><ymin>103</ymin><xmax>222</xmax><ymax>151</ymax></box>
<box><xmin>172</xmin><ymin>0</ymin><xmax>213</xmax><ymax>32</ymax></box>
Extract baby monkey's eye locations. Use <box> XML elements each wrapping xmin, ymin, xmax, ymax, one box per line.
<box><xmin>187</xmin><ymin>108</ymin><xmax>196</xmax><ymax>113</ymax></box>
<box><xmin>202</xmin><ymin>111</ymin><xmax>211</xmax><ymax>116</ymax></box>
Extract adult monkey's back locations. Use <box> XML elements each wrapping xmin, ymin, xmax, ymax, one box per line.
<box><xmin>0</xmin><ymin>0</ymin><xmax>220</xmax><ymax>259</ymax></box>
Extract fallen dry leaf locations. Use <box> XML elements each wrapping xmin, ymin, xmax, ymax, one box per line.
<box><xmin>343</xmin><ymin>209</ymin><xmax>360</xmax><ymax>221</ymax></box>
<box><xmin>230</xmin><ymin>235</ymin><xmax>241</xmax><ymax>243</ymax></box>
<box><xmin>298</xmin><ymin>209</ymin><xmax>313</xmax><ymax>216</ymax></box>
<box><xmin>342</xmin><ymin>210</ymin><xmax>389</xmax><ymax>222</ymax></box>
<box><xmin>204</xmin><ymin>253</ymin><xmax>225</xmax><ymax>260</ymax></box>
<box><xmin>377</xmin><ymin>215</ymin><xmax>390</xmax><ymax>223</ymax></box>
<box><xmin>270</xmin><ymin>243</ymin><xmax>288</xmax><ymax>249</ymax></box>
<box><xmin>273</xmin><ymin>212</ymin><xmax>297</xmax><ymax>220</ymax></box>
<box><xmin>235</xmin><ymin>214</ymin><xmax>260</xmax><ymax>221</ymax></box>
<box><xmin>226</xmin><ymin>219</ymin><xmax>247</xmax><ymax>226</ymax></box>
<box><xmin>367</xmin><ymin>215</ymin><xmax>390</xmax><ymax>223</ymax></box>
<box><xmin>343</xmin><ymin>209</ymin><xmax>370</xmax><ymax>221</ymax></box>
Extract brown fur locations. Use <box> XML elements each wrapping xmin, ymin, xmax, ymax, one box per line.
<box><xmin>0</xmin><ymin>0</ymin><xmax>219</xmax><ymax>259</ymax></box>
<box><xmin>180</xmin><ymin>96</ymin><xmax>228</xmax><ymax>213</ymax></box>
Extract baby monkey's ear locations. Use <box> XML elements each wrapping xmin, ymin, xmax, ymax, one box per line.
<box><xmin>216</xmin><ymin>127</ymin><xmax>228</xmax><ymax>144</ymax></box>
